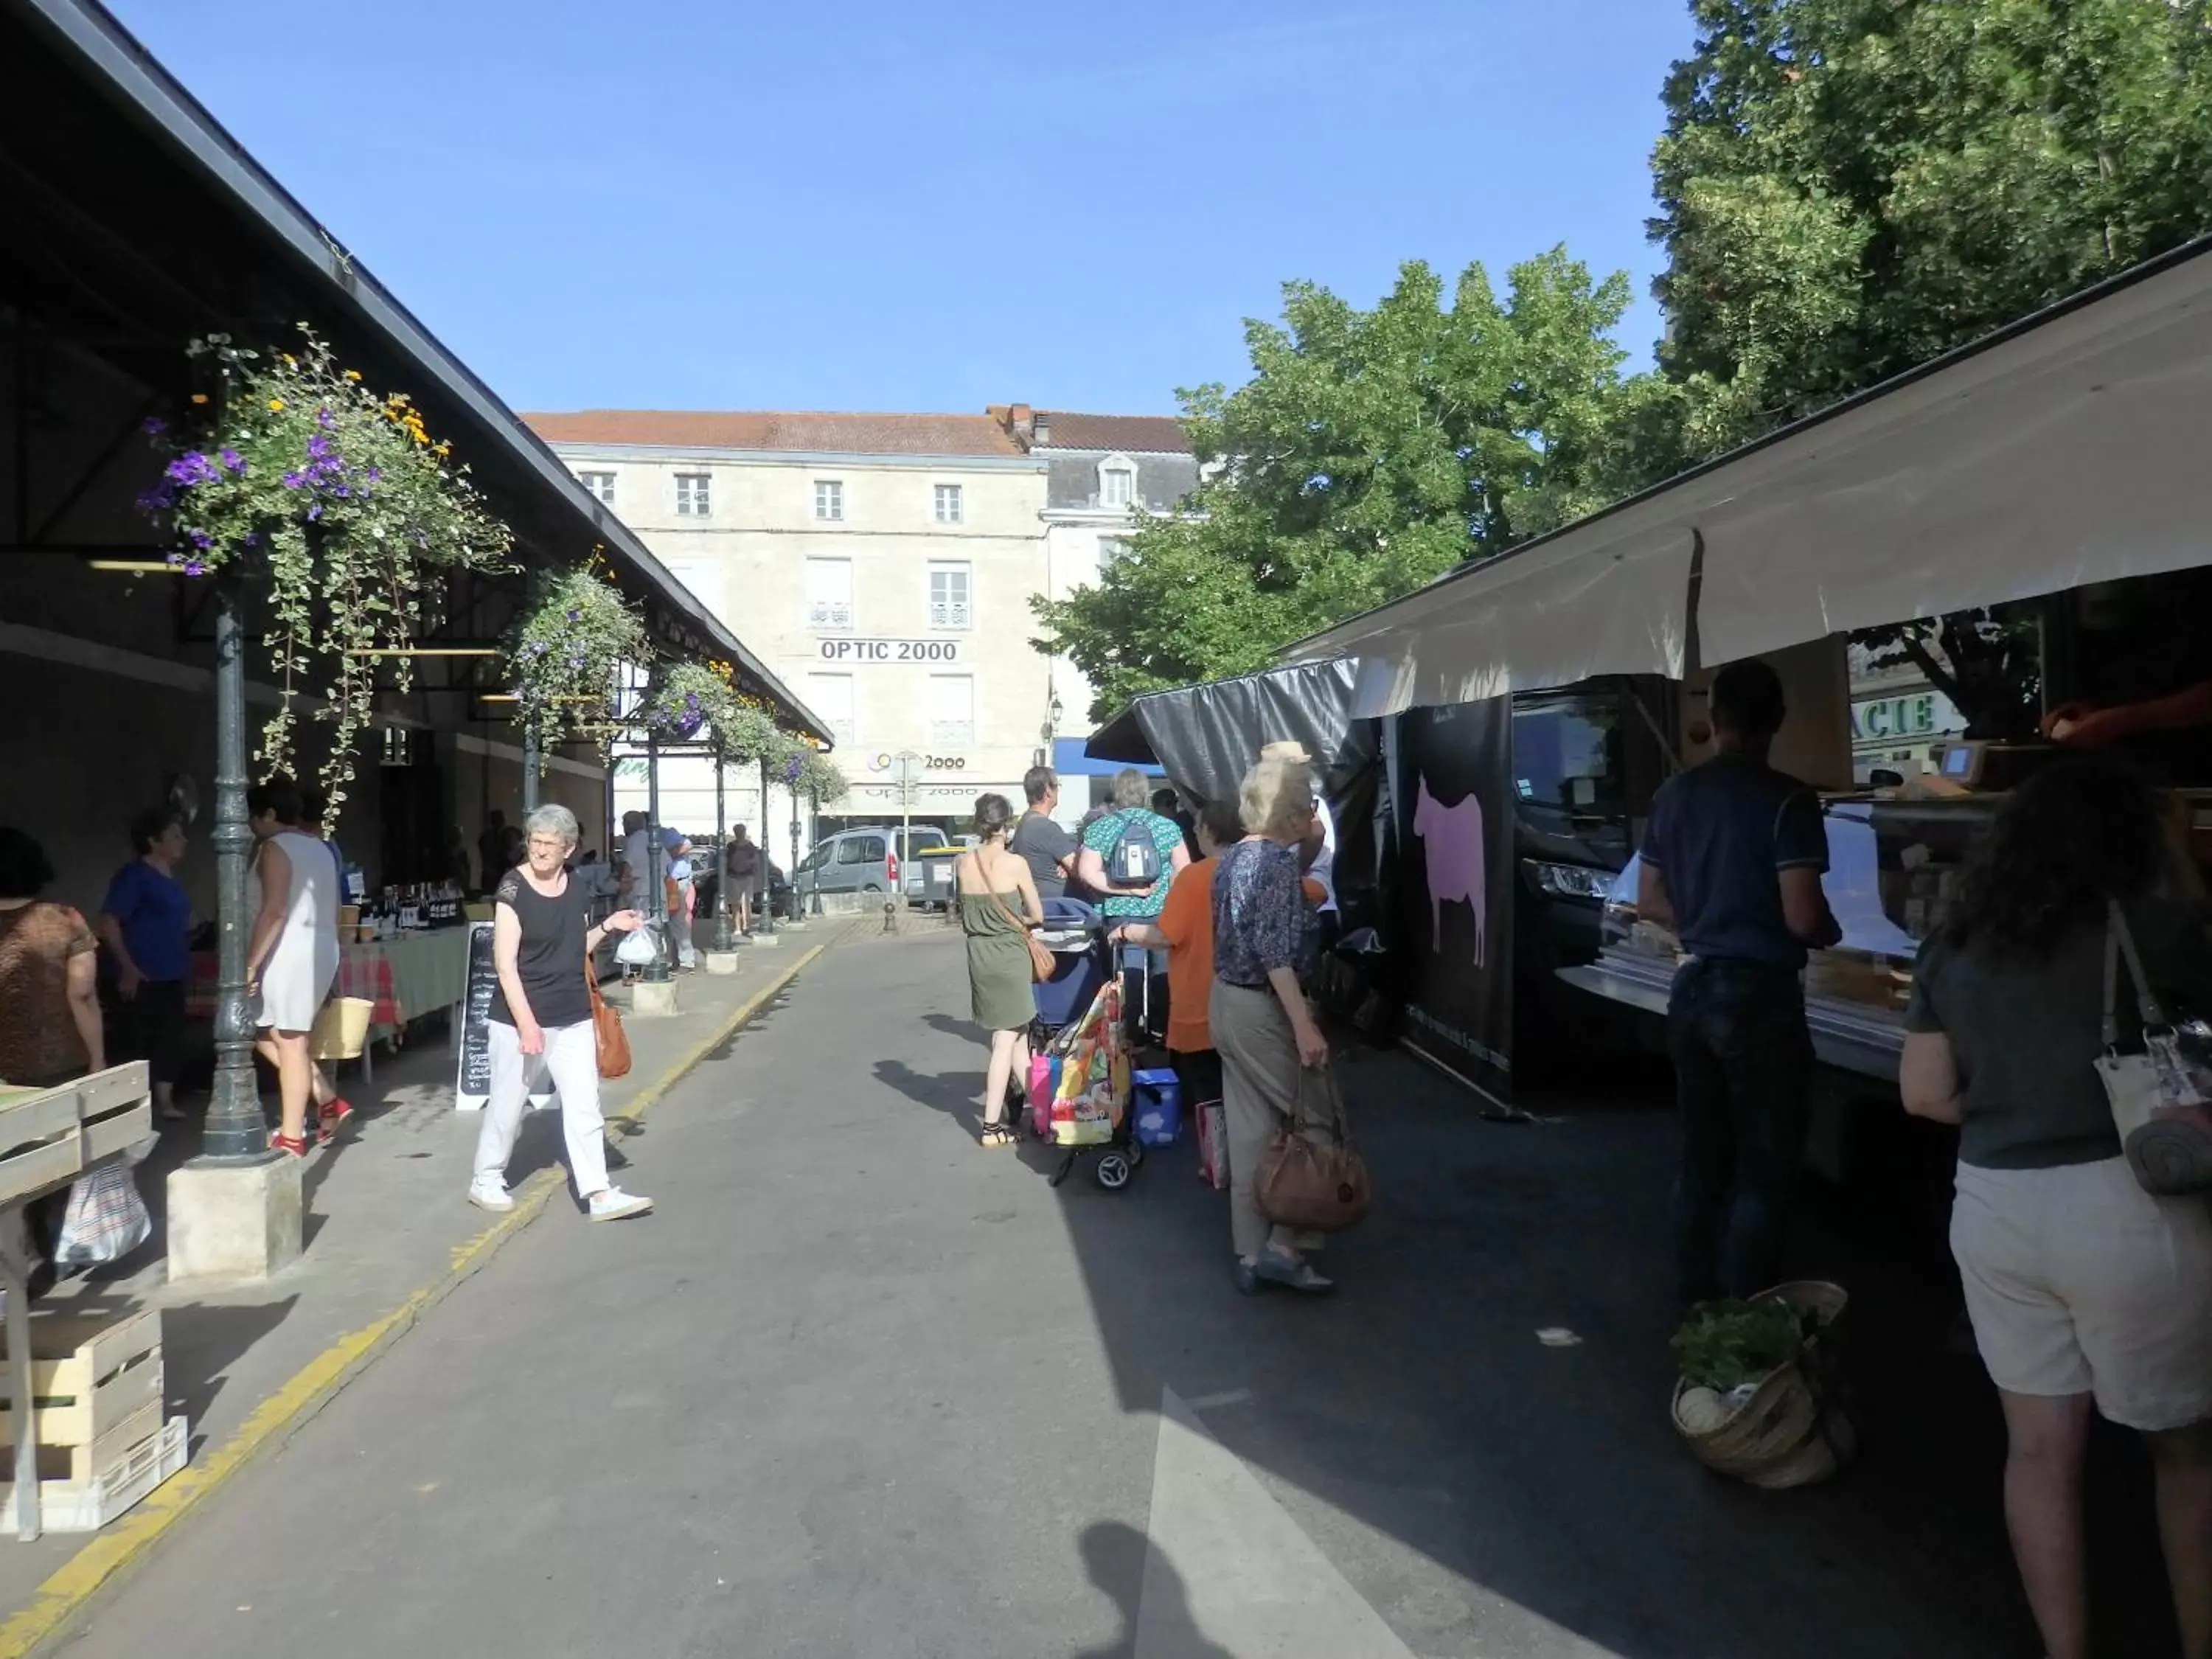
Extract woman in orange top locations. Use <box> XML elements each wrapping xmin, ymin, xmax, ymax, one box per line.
<box><xmin>1113</xmin><ymin>801</ymin><xmax>1243</xmax><ymax>1107</ymax></box>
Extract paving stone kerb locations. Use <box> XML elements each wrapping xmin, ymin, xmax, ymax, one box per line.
<box><xmin>0</xmin><ymin>933</ymin><xmax>850</xmax><ymax>1652</ymax></box>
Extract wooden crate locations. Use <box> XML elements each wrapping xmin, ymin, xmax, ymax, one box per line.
<box><xmin>0</xmin><ymin>1414</ymin><xmax>187</xmax><ymax>1534</ymax></box>
<box><xmin>0</xmin><ymin>1308</ymin><xmax>164</xmax><ymax>1479</ymax></box>
<box><xmin>0</xmin><ymin>1064</ymin><xmax>151</xmax><ymax>1206</ymax></box>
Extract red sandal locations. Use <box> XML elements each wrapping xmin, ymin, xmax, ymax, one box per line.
<box><xmin>268</xmin><ymin>1131</ymin><xmax>310</xmax><ymax>1158</ymax></box>
<box><xmin>316</xmin><ymin>1097</ymin><xmax>355</xmax><ymax>1145</ymax></box>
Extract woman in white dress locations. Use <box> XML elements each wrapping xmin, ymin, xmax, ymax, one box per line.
<box><xmin>245</xmin><ymin>778</ymin><xmax>344</xmax><ymax>1156</ymax></box>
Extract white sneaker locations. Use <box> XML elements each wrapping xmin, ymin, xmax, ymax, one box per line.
<box><xmin>588</xmin><ymin>1188</ymin><xmax>653</xmax><ymax>1222</ymax></box>
<box><xmin>467</xmin><ymin>1178</ymin><xmax>515</xmax><ymax>1214</ymax></box>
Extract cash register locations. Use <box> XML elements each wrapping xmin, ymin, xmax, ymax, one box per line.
<box><xmin>1930</xmin><ymin>740</ymin><xmax>2065</xmax><ymax>793</ymax></box>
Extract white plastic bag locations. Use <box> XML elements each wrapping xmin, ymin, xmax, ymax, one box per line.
<box><xmin>616</xmin><ymin>924</ymin><xmax>660</xmax><ymax>967</ymax></box>
<box><xmin>55</xmin><ymin>1159</ymin><xmax>151</xmax><ymax>1269</ymax></box>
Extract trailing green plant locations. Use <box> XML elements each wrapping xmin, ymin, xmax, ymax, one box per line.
<box><xmin>506</xmin><ymin>558</ymin><xmax>652</xmax><ymax>766</ymax></box>
<box><xmin>1670</xmin><ymin>1296</ymin><xmax>1818</xmax><ymax>1392</ymax></box>
<box><xmin>793</xmin><ymin>746</ymin><xmax>849</xmax><ymax>806</ymax></box>
<box><xmin>137</xmin><ymin>327</ymin><xmax>515</xmax><ymax>824</ymax></box>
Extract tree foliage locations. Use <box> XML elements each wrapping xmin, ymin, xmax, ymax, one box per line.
<box><xmin>1033</xmin><ymin>250</ymin><xmax>1660</xmax><ymax>720</ymax></box>
<box><xmin>1652</xmin><ymin>0</ymin><xmax>2212</xmax><ymax>456</ymax></box>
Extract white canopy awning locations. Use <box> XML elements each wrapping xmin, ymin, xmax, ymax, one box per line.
<box><xmin>1287</xmin><ymin>236</ymin><xmax>2212</xmax><ymax>717</ymax></box>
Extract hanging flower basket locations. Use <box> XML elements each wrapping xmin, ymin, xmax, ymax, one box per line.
<box><xmin>136</xmin><ymin>329</ymin><xmax>515</xmax><ymax>826</ymax></box>
<box><xmin>507</xmin><ymin>561</ymin><xmax>651</xmax><ymax>765</ymax></box>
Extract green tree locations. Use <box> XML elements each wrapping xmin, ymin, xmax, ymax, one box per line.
<box><xmin>1652</xmin><ymin>0</ymin><xmax>2212</xmax><ymax>454</ymax></box>
<box><xmin>1034</xmin><ymin>249</ymin><xmax>1656</xmax><ymax>720</ymax></box>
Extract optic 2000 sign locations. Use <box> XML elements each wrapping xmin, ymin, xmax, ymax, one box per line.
<box><xmin>818</xmin><ymin>639</ymin><xmax>963</xmax><ymax>664</ymax></box>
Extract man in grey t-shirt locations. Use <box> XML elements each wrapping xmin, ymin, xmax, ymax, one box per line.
<box><xmin>1009</xmin><ymin>765</ymin><xmax>1077</xmax><ymax>901</ymax></box>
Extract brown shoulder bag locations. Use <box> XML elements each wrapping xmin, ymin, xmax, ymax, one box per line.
<box><xmin>1254</xmin><ymin>1062</ymin><xmax>1371</xmax><ymax>1232</ymax></box>
<box><xmin>588</xmin><ymin>963</ymin><xmax>631</xmax><ymax>1079</ymax></box>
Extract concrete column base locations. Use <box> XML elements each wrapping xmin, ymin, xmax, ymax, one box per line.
<box><xmin>632</xmin><ymin>980</ymin><xmax>681</xmax><ymax>1017</ymax></box>
<box><xmin>703</xmin><ymin>950</ymin><xmax>741</xmax><ymax>976</ymax></box>
<box><xmin>167</xmin><ymin>1155</ymin><xmax>303</xmax><ymax>1284</ymax></box>
<box><xmin>748</xmin><ymin>933</ymin><xmax>782</xmax><ymax>949</ymax></box>
<box><xmin>779</xmin><ymin>918</ymin><xmax>810</xmax><ymax>932</ymax></box>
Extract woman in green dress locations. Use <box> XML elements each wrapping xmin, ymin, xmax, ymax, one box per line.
<box><xmin>957</xmin><ymin>793</ymin><xmax>1043</xmax><ymax>1147</ymax></box>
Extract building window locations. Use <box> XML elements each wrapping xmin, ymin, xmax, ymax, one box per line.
<box><xmin>928</xmin><ymin>674</ymin><xmax>974</xmax><ymax>748</ymax></box>
<box><xmin>928</xmin><ymin>563</ymin><xmax>971</xmax><ymax>630</ymax></box>
<box><xmin>381</xmin><ymin>726</ymin><xmax>414</xmax><ymax>766</ymax></box>
<box><xmin>933</xmin><ymin>483</ymin><xmax>964</xmax><ymax>524</ymax></box>
<box><xmin>815</xmin><ymin>479</ymin><xmax>844</xmax><ymax>521</ymax></box>
<box><xmin>804</xmin><ymin>672</ymin><xmax>855</xmax><ymax>747</ymax></box>
<box><xmin>1100</xmin><ymin>464</ymin><xmax>1134</xmax><ymax>507</ymax></box>
<box><xmin>577</xmin><ymin>470</ymin><xmax>616</xmax><ymax>506</ymax></box>
<box><xmin>661</xmin><ymin>557</ymin><xmax>724</xmax><ymax>621</ymax></box>
<box><xmin>674</xmin><ymin>472</ymin><xmax>712</xmax><ymax>517</ymax></box>
<box><xmin>805</xmin><ymin>557</ymin><xmax>853</xmax><ymax>631</ymax></box>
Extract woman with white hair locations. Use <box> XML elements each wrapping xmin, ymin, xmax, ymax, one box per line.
<box><xmin>470</xmin><ymin>803</ymin><xmax>654</xmax><ymax>1221</ymax></box>
<box><xmin>1210</xmin><ymin>748</ymin><xmax>1337</xmax><ymax>1294</ymax></box>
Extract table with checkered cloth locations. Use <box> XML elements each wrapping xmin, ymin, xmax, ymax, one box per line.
<box><xmin>185</xmin><ymin>942</ymin><xmax>401</xmax><ymax>1029</ymax></box>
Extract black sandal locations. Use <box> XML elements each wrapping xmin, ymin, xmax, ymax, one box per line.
<box><xmin>978</xmin><ymin>1121</ymin><xmax>1015</xmax><ymax>1148</ymax></box>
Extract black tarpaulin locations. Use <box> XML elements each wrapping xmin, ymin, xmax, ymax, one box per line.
<box><xmin>1082</xmin><ymin>660</ymin><xmax>1374</xmax><ymax>807</ymax></box>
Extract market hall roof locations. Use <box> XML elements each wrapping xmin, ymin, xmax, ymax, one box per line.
<box><xmin>525</xmin><ymin>410</ymin><xmax>1029</xmax><ymax>459</ymax></box>
<box><xmin>1281</xmin><ymin>232</ymin><xmax>2212</xmax><ymax>723</ymax></box>
<box><xmin>0</xmin><ymin>0</ymin><xmax>830</xmax><ymax>746</ymax></box>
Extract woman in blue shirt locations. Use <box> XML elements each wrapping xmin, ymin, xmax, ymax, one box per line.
<box><xmin>97</xmin><ymin>808</ymin><xmax>192</xmax><ymax>1122</ymax></box>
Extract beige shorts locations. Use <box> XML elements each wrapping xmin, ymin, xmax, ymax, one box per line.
<box><xmin>1952</xmin><ymin>1158</ymin><xmax>2212</xmax><ymax>1431</ymax></box>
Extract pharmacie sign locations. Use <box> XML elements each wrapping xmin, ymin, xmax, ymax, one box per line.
<box><xmin>1851</xmin><ymin>689</ymin><xmax>1959</xmax><ymax>742</ymax></box>
<box><xmin>818</xmin><ymin>639</ymin><xmax>963</xmax><ymax>664</ymax></box>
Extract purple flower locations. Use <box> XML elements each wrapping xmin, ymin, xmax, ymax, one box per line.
<box><xmin>307</xmin><ymin>502</ymin><xmax>322</xmax><ymax>522</ymax></box>
<box><xmin>783</xmin><ymin>754</ymin><xmax>804</xmax><ymax>784</ymax></box>
<box><xmin>566</xmin><ymin>608</ymin><xmax>582</xmax><ymax>622</ymax></box>
<box><xmin>181</xmin><ymin>558</ymin><xmax>208</xmax><ymax>577</ymax></box>
<box><xmin>316</xmin><ymin>407</ymin><xmax>336</xmax><ymax>430</ymax></box>
<box><xmin>136</xmin><ymin>486</ymin><xmax>175</xmax><ymax>514</ymax></box>
<box><xmin>281</xmin><ymin>470</ymin><xmax>306</xmax><ymax>490</ymax></box>
<box><xmin>218</xmin><ymin>447</ymin><xmax>245</xmax><ymax>474</ymax></box>
<box><xmin>365</xmin><ymin>465</ymin><xmax>381</xmax><ymax>481</ymax></box>
<box><xmin>164</xmin><ymin>452</ymin><xmax>218</xmax><ymax>487</ymax></box>
<box><xmin>307</xmin><ymin>433</ymin><xmax>333</xmax><ymax>460</ymax></box>
<box><xmin>142</xmin><ymin>416</ymin><xmax>167</xmax><ymax>437</ymax></box>
<box><xmin>189</xmin><ymin>529</ymin><xmax>214</xmax><ymax>550</ymax></box>
<box><xmin>243</xmin><ymin>532</ymin><xmax>260</xmax><ymax>547</ymax></box>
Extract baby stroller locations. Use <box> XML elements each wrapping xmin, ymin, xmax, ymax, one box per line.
<box><xmin>1024</xmin><ymin>900</ymin><xmax>1144</xmax><ymax>1192</ymax></box>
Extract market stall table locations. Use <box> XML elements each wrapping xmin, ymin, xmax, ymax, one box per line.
<box><xmin>184</xmin><ymin>931</ymin><xmax>473</xmax><ymax>1061</ymax></box>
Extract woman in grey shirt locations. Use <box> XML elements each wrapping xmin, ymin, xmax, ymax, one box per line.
<box><xmin>1902</xmin><ymin>757</ymin><xmax>2212</xmax><ymax>1659</ymax></box>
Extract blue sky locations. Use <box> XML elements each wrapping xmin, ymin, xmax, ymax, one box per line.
<box><xmin>109</xmin><ymin>1</ymin><xmax>1695</xmax><ymax>418</ymax></box>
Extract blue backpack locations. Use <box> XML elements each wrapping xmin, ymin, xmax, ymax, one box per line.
<box><xmin>1106</xmin><ymin>811</ymin><xmax>1163</xmax><ymax>888</ymax></box>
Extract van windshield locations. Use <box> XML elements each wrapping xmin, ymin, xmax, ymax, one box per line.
<box><xmin>1511</xmin><ymin>696</ymin><xmax>1624</xmax><ymax>827</ymax></box>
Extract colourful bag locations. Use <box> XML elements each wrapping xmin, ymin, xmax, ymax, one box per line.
<box><xmin>1027</xmin><ymin>1051</ymin><xmax>1058</xmax><ymax>1138</ymax></box>
<box><xmin>1195</xmin><ymin>1101</ymin><xmax>1228</xmax><ymax>1190</ymax></box>
<box><xmin>1046</xmin><ymin>980</ymin><xmax>1129</xmax><ymax>1147</ymax></box>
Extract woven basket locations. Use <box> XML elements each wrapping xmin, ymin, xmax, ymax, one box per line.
<box><xmin>1672</xmin><ymin>1281</ymin><xmax>1852</xmax><ymax>1488</ymax></box>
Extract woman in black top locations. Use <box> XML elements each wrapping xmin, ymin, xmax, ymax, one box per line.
<box><xmin>1902</xmin><ymin>757</ymin><xmax>2212</xmax><ymax>1659</ymax></box>
<box><xmin>468</xmin><ymin>804</ymin><xmax>653</xmax><ymax>1222</ymax></box>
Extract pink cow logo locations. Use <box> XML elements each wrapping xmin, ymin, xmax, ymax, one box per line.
<box><xmin>1412</xmin><ymin>774</ymin><xmax>1487</xmax><ymax>965</ymax></box>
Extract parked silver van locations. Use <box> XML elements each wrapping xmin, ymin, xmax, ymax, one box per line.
<box><xmin>795</xmin><ymin>824</ymin><xmax>952</xmax><ymax>902</ymax></box>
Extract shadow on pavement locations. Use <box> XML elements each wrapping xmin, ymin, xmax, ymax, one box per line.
<box><xmin>1072</xmin><ymin>1522</ymin><xmax>1231</xmax><ymax>1659</ymax></box>
<box><xmin>1024</xmin><ymin>1032</ymin><xmax>2132</xmax><ymax>1658</ymax></box>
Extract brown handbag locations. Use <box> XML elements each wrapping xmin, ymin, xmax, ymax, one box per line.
<box><xmin>1254</xmin><ymin>1062</ymin><xmax>1371</xmax><ymax>1231</ymax></box>
<box><xmin>587</xmin><ymin>964</ymin><xmax>631</xmax><ymax>1079</ymax></box>
<box><xmin>973</xmin><ymin>855</ymin><xmax>1054</xmax><ymax>982</ymax></box>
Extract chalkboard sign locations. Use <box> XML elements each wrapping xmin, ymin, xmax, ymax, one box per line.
<box><xmin>454</xmin><ymin>920</ymin><xmax>557</xmax><ymax>1113</ymax></box>
<box><xmin>455</xmin><ymin>922</ymin><xmax>498</xmax><ymax>1111</ymax></box>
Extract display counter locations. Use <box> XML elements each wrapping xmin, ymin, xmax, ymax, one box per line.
<box><xmin>1558</xmin><ymin>793</ymin><xmax>2008</xmax><ymax>1083</ymax></box>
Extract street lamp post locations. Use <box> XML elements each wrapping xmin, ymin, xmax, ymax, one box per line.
<box><xmin>808</xmin><ymin>789</ymin><xmax>824</xmax><ymax>917</ymax></box>
<box><xmin>755</xmin><ymin>754</ymin><xmax>776</xmax><ymax>937</ymax></box>
<box><xmin>642</xmin><ymin>728</ymin><xmax>670</xmax><ymax>982</ymax></box>
<box><xmin>521</xmin><ymin>709</ymin><xmax>540</xmax><ymax>815</ymax></box>
<box><xmin>712</xmin><ymin>751</ymin><xmax>734</xmax><ymax>951</ymax></box>
<box><xmin>198</xmin><ymin>579</ymin><xmax>274</xmax><ymax>1163</ymax></box>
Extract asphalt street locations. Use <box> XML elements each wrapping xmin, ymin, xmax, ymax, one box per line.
<box><xmin>46</xmin><ymin>930</ymin><xmax>2081</xmax><ymax>1657</ymax></box>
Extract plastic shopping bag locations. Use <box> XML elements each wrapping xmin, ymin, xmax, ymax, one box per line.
<box><xmin>55</xmin><ymin>1158</ymin><xmax>151</xmax><ymax>1269</ymax></box>
<box><xmin>1048</xmin><ymin>981</ymin><xmax>1129</xmax><ymax>1147</ymax></box>
<box><xmin>1196</xmin><ymin>1101</ymin><xmax>1228</xmax><ymax>1190</ymax></box>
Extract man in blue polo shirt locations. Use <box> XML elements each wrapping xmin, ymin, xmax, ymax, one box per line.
<box><xmin>1638</xmin><ymin>659</ymin><xmax>1840</xmax><ymax>1304</ymax></box>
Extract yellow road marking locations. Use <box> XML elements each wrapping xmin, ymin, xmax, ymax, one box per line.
<box><xmin>0</xmin><ymin>938</ymin><xmax>834</xmax><ymax>1658</ymax></box>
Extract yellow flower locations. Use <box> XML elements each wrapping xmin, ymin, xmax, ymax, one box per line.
<box><xmin>190</xmin><ymin>393</ymin><xmax>209</xmax><ymax>406</ymax></box>
<box><xmin>434</xmin><ymin>441</ymin><xmax>451</xmax><ymax>459</ymax></box>
<box><xmin>344</xmin><ymin>369</ymin><xmax>362</xmax><ymax>382</ymax></box>
<box><xmin>268</xmin><ymin>398</ymin><xmax>285</xmax><ymax>412</ymax></box>
<box><xmin>282</xmin><ymin>354</ymin><xmax>297</xmax><ymax>368</ymax></box>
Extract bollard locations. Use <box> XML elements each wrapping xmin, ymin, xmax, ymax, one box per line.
<box><xmin>883</xmin><ymin>900</ymin><xmax>898</xmax><ymax>935</ymax></box>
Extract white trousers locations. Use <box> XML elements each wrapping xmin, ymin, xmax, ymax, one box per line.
<box><xmin>475</xmin><ymin>1018</ymin><xmax>611</xmax><ymax>1197</ymax></box>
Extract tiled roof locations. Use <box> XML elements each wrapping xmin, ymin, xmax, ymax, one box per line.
<box><xmin>1033</xmin><ymin>411</ymin><xmax>1192</xmax><ymax>453</ymax></box>
<box><xmin>522</xmin><ymin>410</ymin><xmax>1026</xmax><ymax>457</ymax></box>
